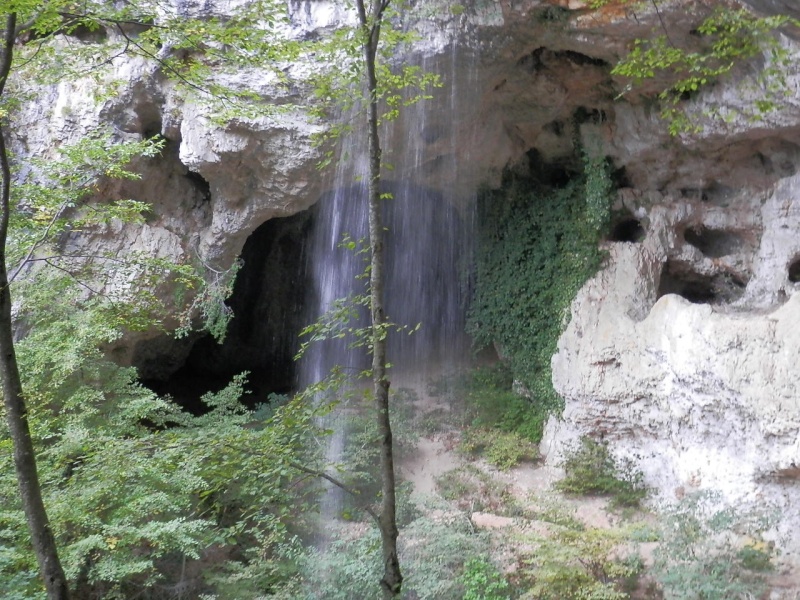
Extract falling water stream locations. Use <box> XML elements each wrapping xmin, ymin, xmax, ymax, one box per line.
<box><xmin>297</xmin><ymin>45</ymin><xmax>480</xmax><ymax>529</ymax></box>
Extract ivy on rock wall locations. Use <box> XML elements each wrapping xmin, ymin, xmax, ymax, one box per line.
<box><xmin>467</xmin><ymin>150</ymin><xmax>612</xmax><ymax>419</ymax></box>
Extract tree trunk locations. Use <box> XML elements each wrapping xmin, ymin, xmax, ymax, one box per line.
<box><xmin>0</xmin><ymin>13</ymin><xmax>70</xmax><ymax>600</ymax></box>
<box><xmin>355</xmin><ymin>1</ymin><xmax>402</xmax><ymax>598</ymax></box>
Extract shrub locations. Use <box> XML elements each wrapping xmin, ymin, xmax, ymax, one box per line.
<box><xmin>519</xmin><ymin>519</ymin><xmax>643</xmax><ymax>600</ymax></box>
<box><xmin>301</xmin><ymin>513</ymin><xmax>492</xmax><ymax>600</ymax></box>
<box><xmin>461</xmin><ymin>556</ymin><xmax>512</xmax><ymax>600</ymax></box>
<box><xmin>463</xmin><ymin>364</ymin><xmax>550</xmax><ymax>444</ymax></box>
<box><xmin>435</xmin><ymin>465</ymin><xmax>520</xmax><ymax>515</ymax></box>
<box><xmin>555</xmin><ymin>437</ymin><xmax>647</xmax><ymax>508</ymax></box>
<box><xmin>653</xmin><ymin>491</ymin><xmax>775</xmax><ymax>600</ymax></box>
<box><xmin>461</xmin><ymin>428</ymin><xmax>538</xmax><ymax>471</ymax></box>
<box><xmin>333</xmin><ymin>387</ymin><xmax>421</xmax><ymax>518</ymax></box>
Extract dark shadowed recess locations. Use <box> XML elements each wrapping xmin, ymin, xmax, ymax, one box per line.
<box><xmin>788</xmin><ymin>256</ymin><xmax>800</xmax><ymax>283</ymax></box>
<box><xmin>608</xmin><ymin>217</ymin><xmax>645</xmax><ymax>243</ymax></box>
<box><xmin>524</xmin><ymin>148</ymin><xmax>578</xmax><ymax>188</ymax></box>
<box><xmin>657</xmin><ymin>259</ymin><xmax>747</xmax><ymax>305</ymax></box>
<box><xmin>684</xmin><ymin>226</ymin><xmax>745</xmax><ymax>258</ymax></box>
<box><xmin>142</xmin><ymin>210</ymin><xmax>313</xmax><ymax>412</ymax></box>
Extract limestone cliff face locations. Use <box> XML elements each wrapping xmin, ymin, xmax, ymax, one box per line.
<box><xmin>11</xmin><ymin>0</ymin><xmax>800</xmax><ymax>557</ymax></box>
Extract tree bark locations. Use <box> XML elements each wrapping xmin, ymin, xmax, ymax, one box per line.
<box><xmin>354</xmin><ymin>1</ymin><xmax>402</xmax><ymax>598</ymax></box>
<box><xmin>0</xmin><ymin>13</ymin><xmax>70</xmax><ymax>600</ymax></box>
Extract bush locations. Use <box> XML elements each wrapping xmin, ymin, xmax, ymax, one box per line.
<box><xmin>333</xmin><ymin>387</ymin><xmax>420</xmax><ymax>518</ymax></box>
<box><xmin>653</xmin><ymin>491</ymin><xmax>775</xmax><ymax>600</ymax></box>
<box><xmin>435</xmin><ymin>465</ymin><xmax>515</xmax><ymax>514</ymax></box>
<box><xmin>464</xmin><ymin>364</ymin><xmax>549</xmax><ymax>444</ymax></box>
<box><xmin>519</xmin><ymin>518</ymin><xmax>643</xmax><ymax>600</ymax></box>
<box><xmin>461</xmin><ymin>428</ymin><xmax>538</xmax><ymax>470</ymax></box>
<box><xmin>461</xmin><ymin>557</ymin><xmax>511</xmax><ymax>600</ymax></box>
<box><xmin>555</xmin><ymin>438</ymin><xmax>647</xmax><ymax>508</ymax></box>
<box><xmin>301</xmin><ymin>513</ymin><xmax>492</xmax><ymax>600</ymax></box>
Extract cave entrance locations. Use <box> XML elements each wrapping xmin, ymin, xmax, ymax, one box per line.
<box><xmin>140</xmin><ymin>210</ymin><xmax>312</xmax><ymax>412</ymax></box>
<box><xmin>788</xmin><ymin>256</ymin><xmax>800</xmax><ymax>283</ymax></box>
<box><xmin>608</xmin><ymin>217</ymin><xmax>645</xmax><ymax>243</ymax></box>
<box><xmin>684</xmin><ymin>226</ymin><xmax>745</xmax><ymax>258</ymax></box>
<box><xmin>657</xmin><ymin>260</ymin><xmax>747</xmax><ymax>305</ymax></box>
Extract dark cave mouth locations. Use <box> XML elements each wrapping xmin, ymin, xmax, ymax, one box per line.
<box><xmin>136</xmin><ymin>210</ymin><xmax>313</xmax><ymax>414</ymax></box>
<box><xmin>788</xmin><ymin>256</ymin><xmax>800</xmax><ymax>283</ymax></box>
<box><xmin>684</xmin><ymin>226</ymin><xmax>746</xmax><ymax>258</ymax></box>
<box><xmin>608</xmin><ymin>217</ymin><xmax>645</xmax><ymax>243</ymax></box>
<box><xmin>657</xmin><ymin>260</ymin><xmax>748</xmax><ymax>305</ymax></box>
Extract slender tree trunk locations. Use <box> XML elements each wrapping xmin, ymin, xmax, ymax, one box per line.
<box><xmin>355</xmin><ymin>1</ymin><xmax>402</xmax><ymax>597</ymax></box>
<box><xmin>0</xmin><ymin>13</ymin><xmax>70</xmax><ymax>600</ymax></box>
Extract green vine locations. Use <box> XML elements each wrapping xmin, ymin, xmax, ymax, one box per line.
<box><xmin>467</xmin><ymin>151</ymin><xmax>612</xmax><ymax>414</ymax></box>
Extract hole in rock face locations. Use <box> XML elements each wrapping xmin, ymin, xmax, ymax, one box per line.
<box><xmin>609</xmin><ymin>217</ymin><xmax>645</xmax><ymax>243</ymax></box>
<box><xmin>67</xmin><ymin>23</ymin><xmax>108</xmax><ymax>43</ymax></box>
<box><xmin>525</xmin><ymin>148</ymin><xmax>576</xmax><ymax>188</ymax></box>
<box><xmin>140</xmin><ymin>210</ymin><xmax>313</xmax><ymax>412</ymax></box>
<box><xmin>185</xmin><ymin>171</ymin><xmax>211</xmax><ymax>202</ymax></box>
<box><xmin>573</xmin><ymin>106</ymin><xmax>606</xmax><ymax>125</ymax></box>
<box><xmin>533</xmin><ymin>5</ymin><xmax>571</xmax><ymax>22</ymax></box>
<box><xmin>611</xmin><ymin>166</ymin><xmax>631</xmax><ymax>189</ymax></box>
<box><xmin>518</xmin><ymin>47</ymin><xmax>546</xmax><ymax>72</ymax></box>
<box><xmin>543</xmin><ymin>120</ymin><xmax>565</xmax><ymax>136</ymax></box>
<box><xmin>684</xmin><ymin>226</ymin><xmax>744</xmax><ymax>258</ymax></box>
<box><xmin>560</xmin><ymin>50</ymin><xmax>609</xmax><ymax>68</ymax></box>
<box><xmin>788</xmin><ymin>257</ymin><xmax>800</xmax><ymax>283</ymax></box>
<box><xmin>135</xmin><ymin>103</ymin><xmax>163</xmax><ymax>139</ymax></box>
<box><xmin>658</xmin><ymin>260</ymin><xmax>747</xmax><ymax>305</ymax></box>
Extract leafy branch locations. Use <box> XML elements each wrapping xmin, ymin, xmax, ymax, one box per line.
<box><xmin>612</xmin><ymin>7</ymin><xmax>800</xmax><ymax>134</ymax></box>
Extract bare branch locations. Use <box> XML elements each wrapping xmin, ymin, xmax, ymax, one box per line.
<box><xmin>289</xmin><ymin>460</ymin><xmax>381</xmax><ymax>526</ymax></box>
<box><xmin>9</xmin><ymin>200</ymin><xmax>71</xmax><ymax>283</ymax></box>
<box><xmin>651</xmin><ymin>0</ymin><xmax>675</xmax><ymax>47</ymax></box>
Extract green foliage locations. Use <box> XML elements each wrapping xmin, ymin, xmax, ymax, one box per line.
<box><xmin>306</xmin><ymin>1</ymin><xmax>443</xmax><ymax>165</ymax></box>
<box><xmin>175</xmin><ymin>258</ymin><xmax>242</xmax><ymax>343</ymax></box>
<box><xmin>461</xmin><ymin>428</ymin><xmax>538</xmax><ymax>471</ymax></box>
<box><xmin>555</xmin><ymin>438</ymin><xmax>648</xmax><ymax>509</ymax></box>
<box><xmin>461</xmin><ymin>556</ymin><xmax>511</xmax><ymax>600</ymax></box>
<box><xmin>467</xmin><ymin>152</ymin><xmax>611</xmax><ymax>414</ymax></box>
<box><xmin>519</xmin><ymin>515</ymin><xmax>643</xmax><ymax>600</ymax></box>
<box><xmin>435</xmin><ymin>465</ymin><xmax>516</xmax><ymax>514</ymax></box>
<box><xmin>9</xmin><ymin>0</ymin><xmax>299</xmax><ymax>119</ymax></box>
<box><xmin>332</xmin><ymin>387</ymin><xmax>420</xmax><ymax>518</ymax></box>
<box><xmin>301</xmin><ymin>529</ymin><xmax>381</xmax><ymax>600</ymax></box>
<box><xmin>458</xmin><ymin>365</ymin><xmax>543</xmax><ymax>471</ymax></box>
<box><xmin>302</xmin><ymin>512</ymin><xmax>492</xmax><ymax>600</ymax></box>
<box><xmin>653</xmin><ymin>491</ymin><xmax>775</xmax><ymax>600</ymax></box>
<box><xmin>612</xmin><ymin>7</ymin><xmax>800</xmax><ymax>135</ymax></box>
<box><xmin>464</xmin><ymin>364</ymin><xmax>549</xmax><ymax>444</ymax></box>
<box><xmin>7</xmin><ymin>132</ymin><xmax>213</xmax><ymax>336</ymax></box>
<box><xmin>0</xmin><ymin>283</ymin><xmax>322</xmax><ymax>598</ymax></box>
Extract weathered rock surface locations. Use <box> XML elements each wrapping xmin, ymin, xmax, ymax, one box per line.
<box><xmin>10</xmin><ymin>0</ymin><xmax>800</xmax><ymax>572</ymax></box>
<box><xmin>530</xmin><ymin>2</ymin><xmax>800</xmax><ymax>568</ymax></box>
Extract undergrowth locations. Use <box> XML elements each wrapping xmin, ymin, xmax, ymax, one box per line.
<box><xmin>302</xmin><ymin>511</ymin><xmax>493</xmax><ymax>600</ymax></box>
<box><xmin>518</xmin><ymin>524</ymin><xmax>644</xmax><ymax>600</ymax></box>
<box><xmin>453</xmin><ymin>364</ymin><xmax>544</xmax><ymax>469</ymax></box>
<box><xmin>465</xmin><ymin>364</ymin><xmax>548</xmax><ymax>443</ymax></box>
<box><xmin>555</xmin><ymin>437</ymin><xmax>648</xmax><ymax>509</ymax></box>
<box><xmin>653</xmin><ymin>491</ymin><xmax>776</xmax><ymax>600</ymax></box>
<box><xmin>435</xmin><ymin>464</ymin><xmax>518</xmax><ymax>515</ymax></box>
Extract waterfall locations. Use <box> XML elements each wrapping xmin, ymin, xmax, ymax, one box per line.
<box><xmin>298</xmin><ymin>44</ymin><xmax>479</xmax><ymax>527</ymax></box>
